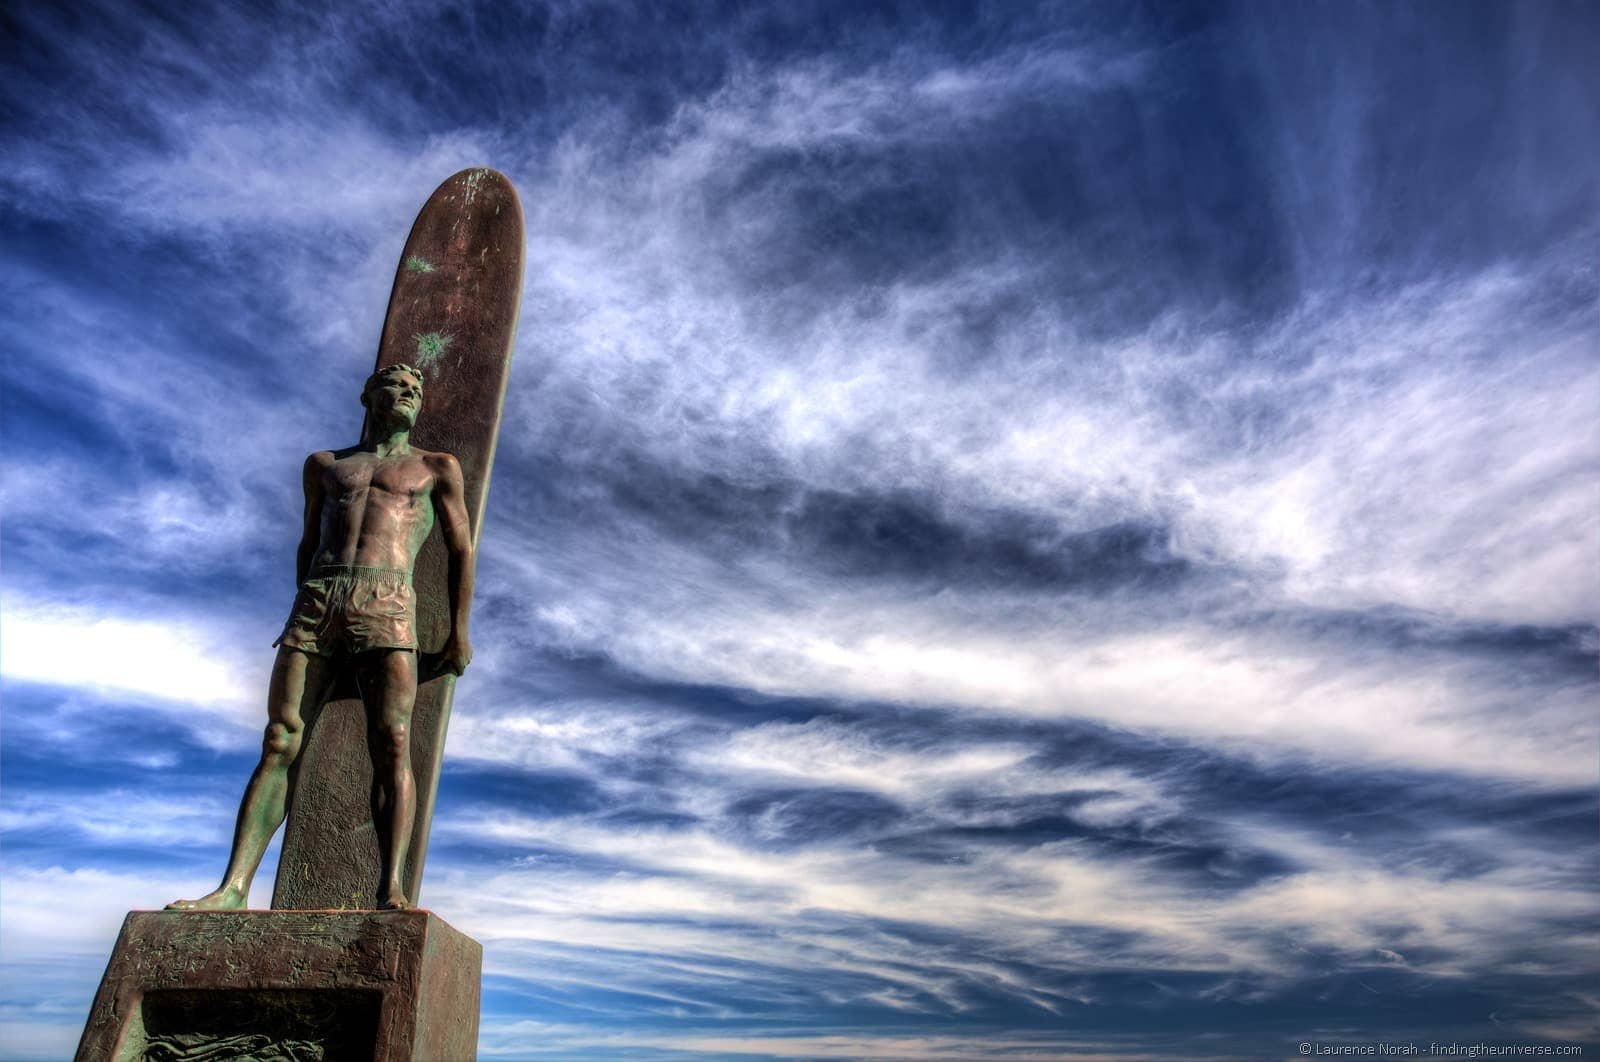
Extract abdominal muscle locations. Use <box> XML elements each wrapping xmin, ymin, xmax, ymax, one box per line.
<box><xmin>314</xmin><ymin>481</ymin><xmax>436</xmax><ymax>573</ymax></box>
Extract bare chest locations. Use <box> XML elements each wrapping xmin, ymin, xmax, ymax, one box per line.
<box><xmin>326</xmin><ymin>454</ymin><xmax>434</xmax><ymax>504</ymax></box>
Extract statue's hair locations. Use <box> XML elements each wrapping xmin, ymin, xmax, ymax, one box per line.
<box><xmin>361</xmin><ymin>363</ymin><xmax>424</xmax><ymax>404</ymax></box>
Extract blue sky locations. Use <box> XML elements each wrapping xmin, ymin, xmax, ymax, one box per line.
<box><xmin>2</xmin><ymin>1</ymin><xmax>1597</xmax><ymax>1058</ymax></box>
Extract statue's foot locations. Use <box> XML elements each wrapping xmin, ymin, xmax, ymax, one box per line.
<box><xmin>378</xmin><ymin>888</ymin><xmax>414</xmax><ymax>911</ymax></box>
<box><xmin>166</xmin><ymin>884</ymin><xmax>247</xmax><ymax>911</ymax></box>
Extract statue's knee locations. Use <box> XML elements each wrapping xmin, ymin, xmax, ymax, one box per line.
<box><xmin>384</xmin><ymin>724</ymin><xmax>409</xmax><ymax>759</ymax></box>
<box><xmin>263</xmin><ymin>722</ymin><xmax>300</xmax><ymax>758</ymax></box>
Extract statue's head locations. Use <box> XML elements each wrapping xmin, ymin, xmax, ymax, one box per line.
<box><xmin>361</xmin><ymin>363</ymin><xmax>424</xmax><ymax>426</ymax></box>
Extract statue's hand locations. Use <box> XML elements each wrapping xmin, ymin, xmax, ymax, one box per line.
<box><xmin>440</xmin><ymin>635</ymin><xmax>473</xmax><ymax>677</ymax></box>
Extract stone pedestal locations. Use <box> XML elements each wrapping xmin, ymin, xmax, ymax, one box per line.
<box><xmin>75</xmin><ymin>910</ymin><xmax>480</xmax><ymax>1061</ymax></box>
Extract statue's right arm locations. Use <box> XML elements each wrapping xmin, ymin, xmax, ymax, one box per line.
<box><xmin>294</xmin><ymin>453</ymin><xmax>328</xmax><ymax>587</ymax></box>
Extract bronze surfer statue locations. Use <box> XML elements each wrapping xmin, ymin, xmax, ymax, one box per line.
<box><xmin>169</xmin><ymin>363</ymin><xmax>473</xmax><ymax>912</ymax></box>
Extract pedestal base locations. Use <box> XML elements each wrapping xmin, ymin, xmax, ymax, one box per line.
<box><xmin>76</xmin><ymin>910</ymin><xmax>480</xmax><ymax>1061</ymax></box>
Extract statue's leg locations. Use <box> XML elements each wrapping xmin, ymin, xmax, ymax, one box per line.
<box><xmin>167</xmin><ymin>647</ymin><xmax>336</xmax><ymax>911</ymax></box>
<box><xmin>359</xmin><ymin>648</ymin><xmax>418</xmax><ymax>910</ymax></box>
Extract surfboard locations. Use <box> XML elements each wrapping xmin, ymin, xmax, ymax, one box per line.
<box><xmin>273</xmin><ymin>167</ymin><xmax>524</xmax><ymax>910</ymax></box>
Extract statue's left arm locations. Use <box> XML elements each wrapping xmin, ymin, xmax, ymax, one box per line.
<box><xmin>431</xmin><ymin>453</ymin><xmax>475</xmax><ymax>676</ymax></box>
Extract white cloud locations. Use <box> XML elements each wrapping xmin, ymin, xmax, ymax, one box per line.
<box><xmin>430</xmin><ymin>793</ymin><xmax>1597</xmax><ymax>1018</ymax></box>
<box><xmin>445</xmin><ymin>700</ymin><xmax>698</xmax><ymax>774</ymax></box>
<box><xmin>1190</xmin><ymin>271</ymin><xmax>1599</xmax><ymax>626</ymax></box>
<box><xmin>708</xmin><ymin>717</ymin><xmax>1032</xmax><ymax>795</ymax></box>
<box><xmin>0</xmin><ymin>789</ymin><xmax>233</xmax><ymax>849</ymax></box>
<box><xmin>520</xmin><ymin>570</ymin><xmax>1593</xmax><ymax>786</ymax></box>
<box><xmin>1</xmin><ymin>597</ymin><xmax>254</xmax><ymax>713</ymax></box>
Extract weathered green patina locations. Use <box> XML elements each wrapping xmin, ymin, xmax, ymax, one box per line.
<box><xmin>411</xmin><ymin>330</ymin><xmax>454</xmax><ymax>368</ymax></box>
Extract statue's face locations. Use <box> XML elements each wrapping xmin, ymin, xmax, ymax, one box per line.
<box><xmin>367</xmin><ymin>370</ymin><xmax>424</xmax><ymax>426</ymax></box>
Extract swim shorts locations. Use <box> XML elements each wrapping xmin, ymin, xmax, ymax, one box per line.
<box><xmin>273</xmin><ymin>565</ymin><xmax>418</xmax><ymax>656</ymax></box>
